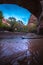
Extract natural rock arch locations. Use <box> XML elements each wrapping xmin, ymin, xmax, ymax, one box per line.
<box><xmin>0</xmin><ymin>0</ymin><xmax>42</xmax><ymax>18</ymax></box>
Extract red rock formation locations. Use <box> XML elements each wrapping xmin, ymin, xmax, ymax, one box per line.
<box><xmin>28</xmin><ymin>15</ymin><xmax>37</xmax><ymax>24</ymax></box>
<box><xmin>2</xmin><ymin>18</ymin><xmax>10</xmax><ymax>26</ymax></box>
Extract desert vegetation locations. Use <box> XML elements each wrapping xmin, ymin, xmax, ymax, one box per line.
<box><xmin>0</xmin><ymin>11</ymin><xmax>37</xmax><ymax>33</ymax></box>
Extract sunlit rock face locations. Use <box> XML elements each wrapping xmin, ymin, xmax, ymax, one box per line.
<box><xmin>28</xmin><ymin>15</ymin><xmax>37</xmax><ymax>24</ymax></box>
<box><xmin>28</xmin><ymin>14</ymin><xmax>38</xmax><ymax>27</ymax></box>
<box><xmin>2</xmin><ymin>18</ymin><xmax>10</xmax><ymax>26</ymax></box>
<box><xmin>27</xmin><ymin>14</ymin><xmax>38</xmax><ymax>32</ymax></box>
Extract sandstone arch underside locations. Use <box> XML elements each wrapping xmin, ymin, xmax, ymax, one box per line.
<box><xmin>0</xmin><ymin>0</ymin><xmax>42</xmax><ymax>18</ymax></box>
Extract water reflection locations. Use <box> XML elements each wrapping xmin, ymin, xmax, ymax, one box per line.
<box><xmin>0</xmin><ymin>36</ymin><xmax>30</xmax><ymax>58</ymax></box>
<box><xmin>1</xmin><ymin>34</ymin><xmax>43</xmax><ymax>65</ymax></box>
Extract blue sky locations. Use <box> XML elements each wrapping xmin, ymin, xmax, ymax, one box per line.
<box><xmin>0</xmin><ymin>4</ymin><xmax>31</xmax><ymax>25</ymax></box>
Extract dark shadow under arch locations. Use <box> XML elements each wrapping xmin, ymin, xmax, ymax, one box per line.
<box><xmin>0</xmin><ymin>0</ymin><xmax>42</xmax><ymax>18</ymax></box>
